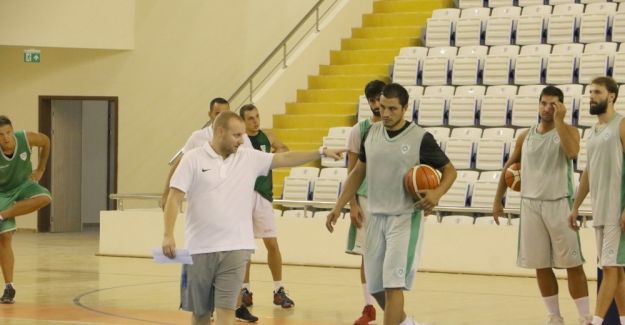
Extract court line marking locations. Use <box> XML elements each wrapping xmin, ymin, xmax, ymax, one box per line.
<box><xmin>73</xmin><ymin>280</ymin><xmax>179</xmax><ymax>325</ymax></box>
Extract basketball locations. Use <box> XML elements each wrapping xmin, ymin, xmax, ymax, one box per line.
<box><xmin>403</xmin><ymin>165</ymin><xmax>440</xmax><ymax>200</ymax></box>
<box><xmin>504</xmin><ymin>162</ymin><xmax>521</xmax><ymax>192</ymax></box>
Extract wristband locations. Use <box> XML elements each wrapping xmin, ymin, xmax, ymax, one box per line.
<box><xmin>319</xmin><ymin>146</ymin><xmax>326</xmax><ymax>157</ymax></box>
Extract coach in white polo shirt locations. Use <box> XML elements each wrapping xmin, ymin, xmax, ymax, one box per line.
<box><xmin>162</xmin><ymin>111</ymin><xmax>343</xmax><ymax>325</ymax></box>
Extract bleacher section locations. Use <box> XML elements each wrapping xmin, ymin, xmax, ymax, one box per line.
<box><xmin>271</xmin><ymin>0</ymin><xmax>455</xmax><ymax>196</ymax></box>
<box><xmin>273</xmin><ymin>0</ymin><xmax>620</xmax><ymax>224</ymax></box>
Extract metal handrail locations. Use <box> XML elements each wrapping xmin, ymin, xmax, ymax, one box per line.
<box><xmin>227</xmin><ymin>0</ymin><xmax>339</xmax><ymax>109</ymax></box>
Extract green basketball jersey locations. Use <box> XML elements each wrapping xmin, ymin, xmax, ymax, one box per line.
<box><xmin>249</xmin><ymin>130</ymin><xmax>273</xmax><ymax>202</ymax></box>
<box><xmin>0</xmin><ymin>130</ymin><xmax>32</xmax><ymax>192</ymax></box>
<box><xmin>356</xmin><ymin>119</ymin><xmax>372</xmax><ymax>197</ymax></box>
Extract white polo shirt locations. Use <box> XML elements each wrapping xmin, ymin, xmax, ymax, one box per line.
<box><xmin>170</xmin><ymin>143</ymin><xmax>273</xmax><ymax>254</ymax></box>
<box><xmin>182</xmin><ymin>126</ymin><xmax>253</xmax><ymax>154</ymax></box>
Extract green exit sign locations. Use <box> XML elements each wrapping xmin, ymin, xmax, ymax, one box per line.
<box><xmin>24</xmin><ymin>49</ymin><xmax>41</xmax><ymax>63</ymax></box>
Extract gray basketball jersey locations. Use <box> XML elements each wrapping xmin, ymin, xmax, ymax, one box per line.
<box><xmin>520</xmin><ymin>125</ymin><xmax>574</xmax><ymax>201</ymax></box>
<box><xmin>364</xmin><ymin>122</ymin><xmax>426</xmax><ymax>215</ymax></box>
<box><xmin>587</xmin><ymin>113</ymin><xmax>625</xmax><ymax>226</ymax></box>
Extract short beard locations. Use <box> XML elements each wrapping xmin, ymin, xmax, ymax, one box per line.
<box><xmin>590</xmin><ymin>100</ymin><xmax>608</xmax><ymax>115</ymax></box>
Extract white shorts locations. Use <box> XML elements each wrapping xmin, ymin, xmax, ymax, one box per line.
<box><xmin>364</xmin><ymin>210</ymin><xmax>424</xmax><ymax>295</ymax></box>
<box><xmin>595</xmin><ymin>225</ymin><xmax>625</xmax><ymax>268</ymax></box>
<box><xmin>517</xmin><ymin>198</ymin><xmax>584</xmax><ymax>269</ymax></box>
<box><xmin>346</xmin><ymin>196</ymin><xmax>369</xmax><ymax>255</ymax></box>
<box><xmin>252</xmin><ymin>193</ymin><xmax>277</xmax><ymax>238</ymax></box>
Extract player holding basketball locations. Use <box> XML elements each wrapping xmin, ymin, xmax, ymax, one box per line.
<box><xmin>238</xmin><ymin>104</ymin><xmax>295</xmax><ymax>309</ymax></box>
<box><xmin>345</xmin><ymin>79</ymin><xmax>384</xmax><ymax>325</ymax></box>
<box><xmin>326</xmin><ymin>83</ymin><xmax>456</xmax><ymax>325</ymax></box>
<box><xmin>569</xmin><ymin>76</ymin><xmax>625</xmax><ymax>325</ymax></box>
<box><xmin>492</xmin><ymin>85</ymin><xmax>590</xmax><ymax>325</ymax></box>
<box><xmin>0</xmin><ymin>116</ymin><xmax>51</xmax><ymax>304</ymax></box>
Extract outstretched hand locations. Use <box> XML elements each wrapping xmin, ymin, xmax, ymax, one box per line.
<box><xmin>324</xmin><ymin>148</ymin><xmax>346</xmax><ymax>160</ymax></box>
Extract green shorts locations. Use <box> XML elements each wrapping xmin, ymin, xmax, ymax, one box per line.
<box><xmin>0</xmin><ymin>181</ymin><xmax>51</xmax><ymax>234</ymax></box>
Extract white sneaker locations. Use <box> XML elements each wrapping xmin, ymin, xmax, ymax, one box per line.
<box><xmin>546</xmin><ymin>315</ymin><xmax>564</xmax><ymax>325</ymax></box>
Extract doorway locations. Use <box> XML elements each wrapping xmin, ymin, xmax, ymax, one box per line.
<box><xmin>38</xmin><ymin>96</ymin><xmax>118</xmax><ymax>232</ymax></box>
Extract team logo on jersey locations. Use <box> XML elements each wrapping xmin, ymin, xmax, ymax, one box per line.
<box><xmin>603</xmin><ymin>130</ymin><xmax>611</xmax><ymax>141</ymax></box>
<box><xmin>19</xmin><ymin>152</ymin><xmax>27</xmax><ymax>161</ymax></box>
<box><xmin>400</xmin><ymin>144</ymin><xmax>410</xmax><ymax>154</ymax></box>
<box><xmin>553</xmin><ymin>135</ymin><xmax>560</xmax><ymax>144</ymax></box>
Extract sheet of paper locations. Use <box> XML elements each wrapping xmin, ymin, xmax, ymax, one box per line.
<box><xmin>152</xmin><ymin>248</ymin><xmax>193</xmax><ymax>264</ymax></box>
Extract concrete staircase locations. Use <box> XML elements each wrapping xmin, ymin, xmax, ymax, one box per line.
<box><xmin>271</xmin><ymin>0</ymin><xmax>454</xmax><ymax>196</ymax></box>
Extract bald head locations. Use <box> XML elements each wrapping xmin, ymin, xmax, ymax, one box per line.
<box><xmin>213</xmin><ymin>111</ymin><xmax>242</xmax><ymax>131</ymax></box>
<box><xmin>211</xmin><ymin>111</ymin><xmax>245</xmax><ymax>157</ymax></box>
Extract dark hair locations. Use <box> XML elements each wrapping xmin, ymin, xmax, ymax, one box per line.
<box><xmin>364</xmin><ymin>80</ymin><xmax>386</xmax><ymax>101</ymax></box>
<box><xmin>213</xmin><ymin>111</ymin><xmax>242</xmax><ymax>131</ymax></box>
<box><xmin>381</xmin><ymin>83</ymin><xmax>409</xmax><ymax>107</ymax></box>
<box><xmin>592</xmin><ymin>76</ymin><xmax>619</xmax><ymax>103</ymax></box>
<box><xmin>239</xmin><ymin>104</ymin><xmax>257</xmax><ymax>118</ymax></box>
<box><xmin>539</xmin><ymin>85</ymin><xmax>564</xmax><ymax>103</ymax></box>
<box><xmin>209</xmin><ymin>97</ymin><xmax>229</xmax><ymax>112</ymax></box>
<box><xmin>0</xmin><ymin>116</ymin><xmax>12</xmax><ymax>127</ymax></box>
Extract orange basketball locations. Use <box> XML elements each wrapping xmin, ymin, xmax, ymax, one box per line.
<box><xmin>504</xmin><ymin>162</ymin><xmax>521</xmax><ymax>192</ymax></box>
<box><xmin>403</xmin><ymin>165</ymin><xmax>441</xmax><ymax>200</ymax></box>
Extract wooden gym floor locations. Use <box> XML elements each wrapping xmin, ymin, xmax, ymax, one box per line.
<box><xmin>0</xmin><ymin>230</ymin><xmax>597</xmax><ymax>325</ymax></box>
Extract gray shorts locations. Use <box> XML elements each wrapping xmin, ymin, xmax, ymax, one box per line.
<box><xmin>180</xmin><ymin>250</ymin><xmax>252</xmax><ymax>316</ymax></box>
<box><xmin>595</xmin><ymin>225</ymin><xmax>625</xmax><ymax>268</ymax></box>
<box><xmin>364</xmin><ymin>210</ymin><xmax>424</xmax><ymax>295</ymax></box>
<box><xmin>517</xmin><ymin>198</ymin><xmax>584</xmax><ymax>269</ymax></box>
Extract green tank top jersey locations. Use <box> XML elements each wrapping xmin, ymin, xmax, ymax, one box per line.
<box><xmin>587</xmin><ymin>113</ymin><xmax>625</xmax><ymax>226</ymax></box>
<box><xmin>249</xmin><ymin>130</ymin><xmax>273</xmax><ymax>202</ymax></box>
<box><xmin>0</xmin><ymin>130</ymin><xmax>33</xmax><ymax>193</ymax></box>
<box><xmin>356</xmin><ymin>119</ymin><xmax>372</xmax><ymax>197</ymax></box>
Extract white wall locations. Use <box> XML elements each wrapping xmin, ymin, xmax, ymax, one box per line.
<box><xmin>1</xmin><ymin>0</ymin><xmax>357</xmax><ymax>228</ymax></box>
<box><xmin>0</xmin><ymin>0</ymin><xmax>135</xmax><ymax>49</ymax></box>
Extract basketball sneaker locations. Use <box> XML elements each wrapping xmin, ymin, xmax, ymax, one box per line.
<box><xmin>546</xmin><ymin>315</ymin><xmax>564</xmax><ymax>325</ymax></box>
<box><xmin>241</xmin><ymin>288</ymin><xmax>253</xmax><ymax>307</ymax></box>
<box><xmin>235</xmin><ymin>305</ymin><xmax>258</xmax><ymax>322</ymax></box>
<box><xmin>354</xmin><ymin>304</ymin><xmax>376</xmax><ymax>325</ymax></box>
<box><xmin>0</xmin><ymin>284</ymin><xmax>15</xmax><ymax>304</ymax></box>
<box><xmin>273</xmin><ymin>287</ymin><xmax>294</xmax><ymax>308</ymax></box>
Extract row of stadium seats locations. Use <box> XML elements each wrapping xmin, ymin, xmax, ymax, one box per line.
<box><xmin>392</xmin><ymin>43</ymin><xmax>625</xmax><ymax>86</ymax></box>
<box><xmin>458</xmin><ymin>0</ymin><xmax>624</xmax><ymax>10</ymax></box>
<box><xmin>426</xmin><ymin>3</ymin><xmax>625</xmax><ymax>47</ymax></box>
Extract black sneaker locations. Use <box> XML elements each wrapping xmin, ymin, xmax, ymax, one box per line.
<box><xmin>273</xmin><ymin>287</ymin><xmax>294</xmax><ymax>308</ymax></box>
<box><xmin>235</xmin><ymin>305</ymin><xmax>258</xmax><ymax>322</ymax></box>
<box><xmin>241</xmin><ymin>288</ymin><xmax>253</xmax><ymax>307</ymax></box>
<box><xmin>1</xmin><ymin>285</ymin><xmax>15</xmax><ymax>304</ymax></box>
